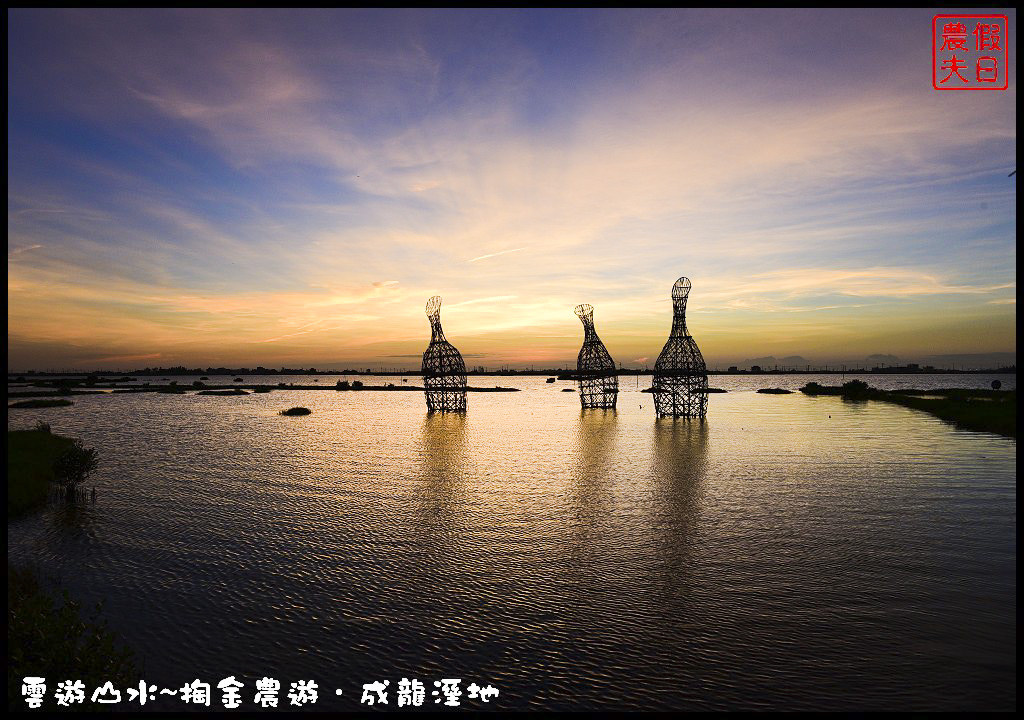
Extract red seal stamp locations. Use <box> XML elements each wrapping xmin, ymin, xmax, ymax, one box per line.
<box><xmin>933</xmin><ymin>14</ymin><xmax>1009</xmax><ymax>90</ymax></box>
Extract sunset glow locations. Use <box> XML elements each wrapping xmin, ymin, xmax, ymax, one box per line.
<box><xmin>8</xmin><ymin>9</ymin><xmax>1016</xmax><ymax>370</ymax></box>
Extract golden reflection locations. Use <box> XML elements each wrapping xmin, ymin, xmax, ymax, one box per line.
<box><xmin>648</xmin><ymin>418</ymin><xmax>709</xmax><ymax>600</ymax></box>
<box><xmin>562</xmin><ymin>407</ymin><xmax>620</xmax><ymax>598</ymax></box>
<box><xmin>418</xmin><ymin>412</ymin><xmax>469</xmax><ymax>485</ymax></box>
<box><xmin>410</xmin><ymin>412</ymin><xmax>471</xmax><ymax>609</ymax></box>
<box><xmin>569</xmin><ymin>408</ymin><xmax>619</xmax><ymax>534</ymax></box>
<box><xmin>651</xmin><ymin>418</ymin><xmax>709</xmax><ymax>490</ymax></box>
<box><xmin>413</xmin><ymin>411</ymin><xmax>469</xmax><ymax>533</ymax></box>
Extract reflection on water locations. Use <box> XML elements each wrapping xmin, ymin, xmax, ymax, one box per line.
<box><xmin>650</xmin><ymin>419</ymin><xmax>708</xmax><ymax>600</ymax></box>
<box><xmin>411</xmin><ymin>412</ymin><xmax>469</xmax><ymax>589</ymax></box>
<box><xmin>651</xmin><ymin>418</ymin><xmax>708</xmax><ymax>489</ymax></box>
<box><xmin>50</xmin><ymin>496</ymin><xmax>98</xmax><ymax>532</ymax></box>
<box><xmin>569</xmin><ymin>409</ymin><xmax>618</xmax><ymax>537</ymax></box>
<box><xmin>6</xmin><ymin>377</ymin><xmax>1017</xmax><ymax>710</ymax></box>
<box><xmin>419</xmin><ymin>411</ymin><xmax>469</xmax><ymax>485</ymax></box>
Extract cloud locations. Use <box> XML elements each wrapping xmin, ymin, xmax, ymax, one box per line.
<box><xmin>8</xmin><ymin>244</ymin><xmax>42</xmax><ymax>257</ymax></box>
<box><xmin>468</xmin><ymin>247</ymin><xmax>526</xmax><ymax>263</ymax></box>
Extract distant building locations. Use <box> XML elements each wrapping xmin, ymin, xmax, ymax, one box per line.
<box><xmin>728</xmin><ymin>366</ymin><xmax>738</xmax><ymax>372</ymax></box>
<box><xmin>872</xmin><ymin>363</ymin><xmax>923</xmax><ymax>373</ymax></box>
<box><xmin>750</xmin><ymin>365</ymin><xmax>762</xmax><ymax>373</ymax></box>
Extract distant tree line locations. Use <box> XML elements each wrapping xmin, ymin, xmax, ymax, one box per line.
<box><xmin>9</xmin><ymin>364</ymin><xmax>1016</xmax><ymax>378</ymax></box>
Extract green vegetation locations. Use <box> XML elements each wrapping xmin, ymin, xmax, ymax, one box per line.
<box><xmin>800</xmin><ymin>381</ymin><xmax>1016</xmax><ymax>437</ymax></box>
<box><xmin>7</xmin><ymin>429</ymin><xmax>76</xmax><ymax>517</ymax></box>
<box><xmin>53</xmin><ymin>441</ymin><xmax>99</xmax><ymax>498</ymax></box>
<box><xmin>8</xmin><ymin>563</ymin><xmax>136</xmax><ymax>711</ymax></box>
<box><xmin>9</xmin><ymin>399</ymin><xmax>74</xmax><ymax>409</ymax></box>
<box><xmin>280</xmin><ymin>407</ymin><xmax>312</xmax><ymax>416</ymax></box>
<box><xmin>757</xmin><ymin>388</ymin><xmax>793</xmax><ymax>394</ymax></box>
<box><xmin>280</xmin><ymin>405</ymin><xmax>311</xmax><ymax>417</ymax></box>
<box><xmin>8</xmin><ymin>430</ymin><xmax>135</xmax><ymax>709</ymax></box>
<box><xmin>8</xmin><ymin>391</ymin><xmax>105</xmax><ymax>398</ymax></box>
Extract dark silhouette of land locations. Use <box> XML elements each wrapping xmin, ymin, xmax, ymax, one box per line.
<box><xmin>800</xmin><ymin>381</ymin><xmax>1016</xmax><ymax>437</ymax></box>
<box><xmin>7</xmin><ymin>378</ymin><xmax>519</xmax><ymax>398</ymax></box>
<box><xmin>7</xmin><ymin>364</ymin><xmax>1016</xmax><ymax>379</ymax></box>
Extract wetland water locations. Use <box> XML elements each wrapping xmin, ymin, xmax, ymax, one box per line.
<box><xmin>7</xmin><ymin>375</ymin><xmax>1016</xmax><ymax>710</ymax></box>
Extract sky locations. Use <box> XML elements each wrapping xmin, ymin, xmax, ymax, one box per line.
<box><xmin>7</xmin><ymin>9</ymin><xmax>1017</xmax><ymax>371</ymax></box>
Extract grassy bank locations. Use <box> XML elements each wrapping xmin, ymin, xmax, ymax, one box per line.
<box><xmin>9</xmin><ymin>398</ymin><xmax>74</xmax><ymax>408</ymax></box>
<box><xmin>8</xmin><ymin>431</ymin><xmax>137</xmax><ymax>709</ymax></box>
<box><xmin>7</xmin><ymin>429</ymin><xmax>76</xmax><ymax>518</ymax></box>
<box><xmin>800</xmin><ymin>381</ymin><xmax>1016</xmax><ymax>438</ymax></box>
<box><xmin>8</xmin><ymin>563</ymin><xmax>136</xmax><ymax>711</ymax></box>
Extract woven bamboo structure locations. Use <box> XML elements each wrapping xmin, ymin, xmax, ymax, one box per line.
<box><xmin>652</xmin><ymin>277</ymin><xmax>708</xmax><ymax>418</ymax></box>
<box><xmin>422</xmin><ymin>296</ymin><xmax>467</xmax><ymax>413</ymax></box>
<box><xmin>574</xmin><ymin>303</ymin><xmax>618</xmax><ymax>409</ymax></box>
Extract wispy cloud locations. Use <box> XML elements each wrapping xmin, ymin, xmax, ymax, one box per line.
<box><xmin>8</xmin><ymin>244</ymin><xmax>42</xmax><ymax>257</ymax></box>
<box><xmin>468</xmin><ymin>248</ymin><xmax>526</xmax><ymax>263</ymax></box>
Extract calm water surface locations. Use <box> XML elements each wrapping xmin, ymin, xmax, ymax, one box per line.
<box><xmin>7</xmin><ymin>375</ymin><xmax>1017</xmax><ymax>710</ymax></box>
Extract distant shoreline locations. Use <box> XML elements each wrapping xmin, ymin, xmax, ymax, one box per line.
<box><xmin>8</xmin><ymin>369</ymin><xmax>1018</xmax><ymax>379</ymax></box>
<box><xmin>8</xmin><ymin>384</ymin><xmax>522</xmax><ymax>398</ymax></box>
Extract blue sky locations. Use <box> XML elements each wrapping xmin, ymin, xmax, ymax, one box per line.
<box><xmin>7</xmin><ymin>9</ymin><xmax>1017</xmax><ymax>370</ymax></box>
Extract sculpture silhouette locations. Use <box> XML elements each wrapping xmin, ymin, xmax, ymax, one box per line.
<box><xmin>574</xmin><ymin>303</ymin><xmax>618</xmax><ymax>409</ymax></box>
<box><xmin>422</xmin><ymin>296</ymin><xmax>467</xmax><ymax>413</ymax></box>
<box><xmin>652</xmin><ymin>277</ymin><xmax>708</xmax><ymax>418</ymax></box>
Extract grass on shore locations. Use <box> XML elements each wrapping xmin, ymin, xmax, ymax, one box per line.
<box><xmin>8</xmin><ymin>563</ymin><xmax>136</xmax><ymax>711</ymax></box>
<box><xmin>800</xmin><ymin>381</ymin><xmax>1016</xmax><ymax>438</ymax></box>
<box><xmin>9</xmin><ymin>398</ymin><xmax>74</xmax><ymax>409</ymax></box>
<box><xmin>8</xmin><ymin>431</ymin><xmax>137</xmax><ymax>709</ymax></box>
<box><xmin>7</xmin><ymin>429</ymin><xmax>76</xmax><ymax>518</ymax></box>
